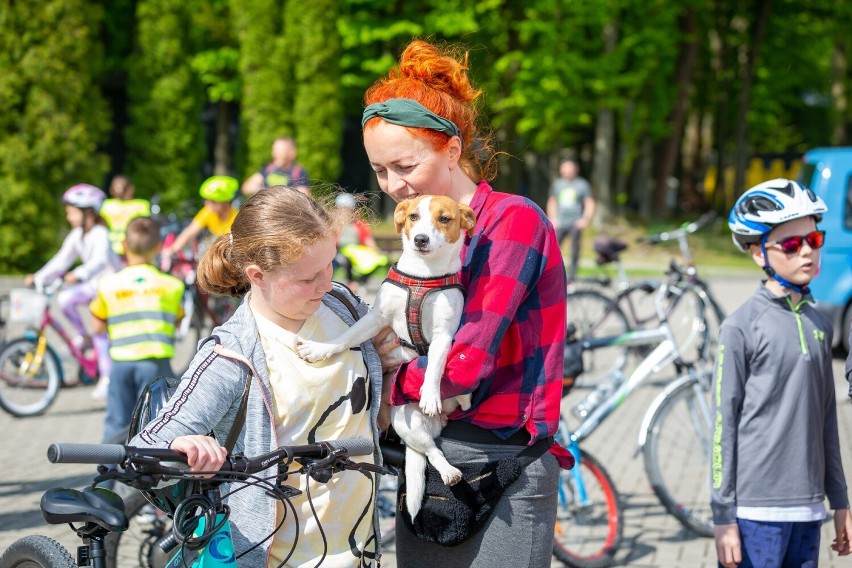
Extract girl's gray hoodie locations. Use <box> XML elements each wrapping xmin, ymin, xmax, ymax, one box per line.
<box><xmin>131</xmin><ymin>283</ymin><xmax>385</xmax><ymax>567</ymax></box>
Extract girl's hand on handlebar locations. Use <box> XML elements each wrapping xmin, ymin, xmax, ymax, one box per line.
<box><xmin>170</xmin><ymin>435</ymin><xmax>228</xmax><ymax>477</ymax></box>
<box><xmin>64</xmin><ymin>273</ymin><xmax>79</xmax><ymax>284</ymax></box>
<box><xmin>24</xmin><ymin>274</ymin><xmax>34</xmax><ymax>287</ymax></box>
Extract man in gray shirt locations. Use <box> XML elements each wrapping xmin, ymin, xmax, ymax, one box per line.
<box><xmin>546</xmin><ymin>158</ymin><xmax>595</xmax><ymax>282</ymax></box>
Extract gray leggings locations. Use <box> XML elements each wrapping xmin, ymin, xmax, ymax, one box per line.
<box><xmin>395</xmin><ymin>436</ymin><xmax>560</xmax><ymax>568</ymax></box>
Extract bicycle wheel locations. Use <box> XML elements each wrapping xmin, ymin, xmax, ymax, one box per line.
<box><xmin>662</xmin><ymin>285</ymin><xmax>708</xmax><ymax>364</ymax></box>
<box><xmin>552</xmin><ymin>448</ymin><xmax>623</xmax><ymax>568</ymax></box>
<box><xmin>105</xmin><ymin>489</ymin><xmax>173</xmax><ymax>568</ymax></box>
<box><xmin>171</xmin><ymin>305</ymin><xmax>204</xmax><ymax>377</ymax></box>
<box><xmin>642</xmin><ymin>371</ymin><xmax>714</xmax><ymax>537</ymax></box>
<box><xmin>0</xmin><ymin>535</ymin><xmax>77</xmax><ymax>568</ymax></box>
<box><xmin>0</xmin><ymin>337</ymin><xmax>62</xmax><ymax>417</ymax></box>
<box><xmin>565</xmin><ymin>290</ymin><xmax>630</xmax><ymax>386</ymax></box>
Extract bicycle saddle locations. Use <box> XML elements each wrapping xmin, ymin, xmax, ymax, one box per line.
<box><xmin>594</xmin><ymin>236</ymin><xmax>628</xmax><ymax>265</ymax></box>
<box><xmin>41</xmin><ymin>486</ymin><xmax>129</xmax><ymax>532</ymax></box>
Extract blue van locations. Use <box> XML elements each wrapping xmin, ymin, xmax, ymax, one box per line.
<box><xmin>796</xmin><ymin>147</ymin><xmax>852</xmax><ymax>351</ymax></box>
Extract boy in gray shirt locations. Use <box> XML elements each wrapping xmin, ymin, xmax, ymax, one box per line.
<box><xmin>713</xmin><ymin>178</ymin><xmax>852</xmax><ymax>567</ymax></box>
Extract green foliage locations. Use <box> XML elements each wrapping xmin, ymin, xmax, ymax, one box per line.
<box><xmin>192</xmin><ymin>47</ymin><xmax>241</xmax><ymax>103</ymax></box>
<box><xmin>0</xmin><ymin>0</ymin><xmax>110</xmax><ymax>272</ymax></box>
<box><xmin>291</xmin><ymin>0</ymin><xmax>343</xmax><ymax>190</ymax></box>
<box><xmin>233</xmin><ymin>0</ymin><xmax>290</xmax><ymax>176</ymax></box>
<box><xmin>125</xmin><ymin>0</ymin><xmax>205</xmax><ymax>209</ymax></box>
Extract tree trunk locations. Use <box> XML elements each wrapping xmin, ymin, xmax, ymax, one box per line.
<box><xmin>732</xmin><ymin>0</ymin><xmax>772</xmax><ymax>197</ymax></box>
<box><xmin>213</xmin><ymin>102</ymin><xmax>233</xmax><ymax>175</ymax></box>
<box><xmin>653</xmin><ymin>7</ymin><xmax>698</xmax><ymax>214</ymax></box>
<box><xmin>591</xmin><ymin>21</ymin><xmax>617</xmax><ymax>223</ymax></box>
<box><xmin>711</xmin><ymin>0</ymin><xmax>734</xmax><ymax>211</ymax></box>
<box><xmin>831</xmin><ymin>42</ymin><xmax>848</xmax><ymax>145</ymax></box>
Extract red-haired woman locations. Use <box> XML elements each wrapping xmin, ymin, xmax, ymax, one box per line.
<box><xmin>363</xmin><ymin>40</ymin><xmax>572</xmax><ymax>567</ymax></box>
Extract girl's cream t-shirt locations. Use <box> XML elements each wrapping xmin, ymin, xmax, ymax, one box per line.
<box><xmin>253</xmin><ymin>304</ymin><xmax>376</xmax><ymax>567</ymax></box>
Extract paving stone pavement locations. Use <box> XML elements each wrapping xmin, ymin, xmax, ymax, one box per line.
<box><xmin>2</xmin><ymin>276</ymin><xmax>851</xmax><ymax>567</ymax></box>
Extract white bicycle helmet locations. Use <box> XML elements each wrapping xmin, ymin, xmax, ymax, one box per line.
<box><xmin>335</xmin><ymin>192</ymin><xmax>357</xmax><ymax>209</ymax></box>
<box><xmin>63</xmin><ymin>184</ymin><xmax>107</xmax><ymax>212</ymax></box>
<box><xmin>728</xmin><ymin>178</ymin><xmax>826</xmax><ymax>252</ymax></box>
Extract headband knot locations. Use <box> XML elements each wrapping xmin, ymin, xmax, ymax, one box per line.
<box><xmin>362</xmin><ymin>98</ymin><xmax>462</xmax><ymax>147</ymax></box>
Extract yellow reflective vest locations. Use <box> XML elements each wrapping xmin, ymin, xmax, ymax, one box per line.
<box><xmin>90</xmin><ymin>264</ymin><xmax>185</xmax><ymax>361</ymax></box>
<box><xmin>100</xmin><ymin>198</ymin><xmax>151</xmax><ymax>255</ymax></box>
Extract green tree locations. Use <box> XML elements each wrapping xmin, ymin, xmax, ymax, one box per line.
<box><xmin>289</xmin><ymin>0</ymin><xmax>343</xmax><ymax>191</ymax></box>
<box><xmin>190</xmin><ymin>0</ymin><xmax>240</xmax><ymax>175</ymax></box>
<box><xmin>0</xmin><ymin>0</ymin><xmax>110</xmax><ymax>272</ymax></box>
<box><xmin>232</xmin><ymin>0</ymin><xmax>290</xmax><ymax>180</ymax></box>
<box><xmin>125</xmin><ymin>0</ymin><xmax>205</xmax><ymax>210</ymax></box>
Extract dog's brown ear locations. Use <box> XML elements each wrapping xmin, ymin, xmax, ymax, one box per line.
<box><xmin>459</xmin><ymin>204</ymin><xmax>476</xmax><ymax>236</ymax></box>
<box><xmin>393</xmin><ymin>200</ymin><xmax>411</xmax><ymax>234</ymax></box>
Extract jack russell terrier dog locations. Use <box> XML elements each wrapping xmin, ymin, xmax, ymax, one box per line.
<box><xmin>295</xmin><ymin>194</ymin><xmax>476</xmax><ymax>518</ymax></box>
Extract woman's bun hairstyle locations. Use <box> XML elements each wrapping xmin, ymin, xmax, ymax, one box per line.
<box><xmin>365</xmin><ymin>39</ymin><xmax>497</xmax><ymax>181</ymax></box>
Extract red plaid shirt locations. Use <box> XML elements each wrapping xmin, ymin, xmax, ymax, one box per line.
<box><xmin>390</xmin><ymin>181</ymin><xmax>572</xmax><ymax>468</ymax></box>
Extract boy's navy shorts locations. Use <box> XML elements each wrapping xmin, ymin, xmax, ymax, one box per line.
<box><xmin>719</xmin><ymin>518</ymin><xmax>821</xmax><ymax>568</ymax></box>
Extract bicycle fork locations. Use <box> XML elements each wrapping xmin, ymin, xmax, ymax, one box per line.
<box><xmin>19</xmin><ymin>331</ymin><xmax>48</xmax><ymax>378</ymax></box>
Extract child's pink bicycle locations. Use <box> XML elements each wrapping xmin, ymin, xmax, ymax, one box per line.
<box><xmin>0</xmin><ymin>282</ymin><xmax>99</xmax><ymax>417</ymax></box>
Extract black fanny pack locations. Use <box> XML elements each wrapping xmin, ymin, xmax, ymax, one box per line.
<box><xmin>398</xmin><ymin>422</ymin><xmax>552</xmax><ymax>547</ymax></box>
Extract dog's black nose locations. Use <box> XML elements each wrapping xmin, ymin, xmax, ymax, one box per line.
<box><xmin>414</xmin><ymin>234</ymin><xmax>429</xmax><ymax>248</ymax></box>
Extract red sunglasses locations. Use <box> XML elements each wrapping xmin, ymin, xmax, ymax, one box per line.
<box><xmin>767</xmin><ymin>230</ymin><xmax>825</xmax><ymax>254</ymax></box>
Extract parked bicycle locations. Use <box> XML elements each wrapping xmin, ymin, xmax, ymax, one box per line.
<box><xmin>566</xmin><ymin>212</ymin><xmax>725</xmax><ymax>390</ymax></box>
<box><xmin>0</xmin><ymin>282</ymin><xmax>99</xmax><ymax>417</ymax></box>
<box><xmin>562</xmin><ymin>280</ymin><xmax>715</xmax><ymax>540</ymax></box>
<box><xmin>0</xmin><ymin>438</ymin><xmax>385</xmax><ymax>568</ymax></box>
<box><xmin>552</xmin><ymin>333</ymin><xmax>624</xmax><ymax>568</ymax></box>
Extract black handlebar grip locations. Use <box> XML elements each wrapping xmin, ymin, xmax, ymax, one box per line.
<box><xmin>327</xmin><ymin>437</ymin><xmax>374</xmax><ymax>457</ymax></box>
<box><xmin>48</xmin><ymin>443</ymin><xmax>128</xmax><ymax>464</ymax></box>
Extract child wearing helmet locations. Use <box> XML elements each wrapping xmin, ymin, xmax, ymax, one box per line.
<box><xmin>712</xmin><ymin>178</ymin><xmax>852</xmax><ymax>567</ymax></box>
<box><xmin>161</xmin><ymin>176</ymin><xmax>239</xmax><ymax>266</ymax></box>
<box><xmin>24</xmin><ymin>183</ymin><xmax>122</xmax><ymax>397</ymax></box>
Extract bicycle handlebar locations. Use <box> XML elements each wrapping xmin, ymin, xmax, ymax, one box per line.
<box><xmin>636</xmin><ymin>211</ymin><xmax>717</xmax><ymax>245</ymax></box>
<box><xmin>48</xmin><ymin>438</ymin><xmax>374</xmax><ymax>474</ymax></box>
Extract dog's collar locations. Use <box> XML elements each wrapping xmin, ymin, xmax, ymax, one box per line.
<box><xmin>385</xmin><ymin>264</ymin><xmax>461</xmax><ymax>288</ymax></box>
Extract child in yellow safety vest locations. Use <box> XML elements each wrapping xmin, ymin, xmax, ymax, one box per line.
<box><xmin>100</xmin><ymin>174</ymin><xmax>151</xmax><ymax>258</ymax></box>
<box><xmin>90</xmin><ymin>216</ymin><xmax>185</xmax><ymax>442</ymax></box>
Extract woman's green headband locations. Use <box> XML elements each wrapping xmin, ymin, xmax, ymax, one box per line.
<box><xmin>361</xmin><ymin>98</ymin><xmax>462</xmax><ymax>146</ymax></box>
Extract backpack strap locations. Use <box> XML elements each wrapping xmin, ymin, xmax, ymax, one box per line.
<box><xmin>327</xmin><ymin>284</ymin><xmax>362</xmax><ymax>322</ymax></box>
<box><xmin>196</xmin><ymin>335</ymin><xmax>257</xmax><ymax>452</ymax></box>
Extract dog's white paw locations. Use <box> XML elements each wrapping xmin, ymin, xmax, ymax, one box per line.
<box><xmin>418</xmin><ymin>385</ymin><xmax>442</xmax><ymax>417</ymax></box>
<box><xmin>441</xmin><ymin>465</ymin><xmax>463</xmax><ymax>486</ymax></box>
<box><xmin>295</xmin><ymin>340</ymin><xmax>336</xmax><ymax>362</ymax></box>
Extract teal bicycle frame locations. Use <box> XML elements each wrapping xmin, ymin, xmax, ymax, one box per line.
<box><xmin>165</xmin><ymin>514</ymin><xmax>236</xmax><ymax>567</ymax></box>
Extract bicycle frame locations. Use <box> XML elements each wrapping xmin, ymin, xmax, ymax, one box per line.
<box><xmin>568</xmin><ymin>284</ymin><xmax>688</xmax><ymax>444</ymax></box>
<box><xmin>19</xmin><ymin>294</ymin><xmax>99</xmax><ymax>381</ymax></box>
<box><xmin>164</xmin><ymin>510</ymin><xmax>236</xmax><ymax>567</ymax></box>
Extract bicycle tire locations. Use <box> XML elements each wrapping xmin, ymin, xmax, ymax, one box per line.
<box><xmin>642</xmin><ymin>372</ymin><xmax>714</xmax><ymax>537</ymax></box>
<box><xmin>552</xmin><ymin>447</ymin><xmax>623</xmax><ymax>568</ymax></box>
<box><xmin>0</xmin><ymin>337</ymin><xmax>63</xmax><ymax>417</ymax></box>
<box><xmin>0</xmin><ymin>534</ymin><xmax>77</xmax><ymax>568</ymax></box>
<box><xmin>104</xmin><ymin>489</ymin><xmax>173</xmax><ymax>568</ymax></box>
<box><xmin>171</xmin><ymin>305</ymin><xmax>204</xmax><ymax>377</ymax></box>
<box><xmin>661</xmin><ymin>284</ymin><xmax>708</xmax><ymax>364</ymax></box>
<box><xmin>565</xmin><ymin>290</ymin><xmax>631</xmax><ymax>386</ymax></box>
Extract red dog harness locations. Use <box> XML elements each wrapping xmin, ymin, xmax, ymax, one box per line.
<box><xmin>383</xmin><ymin>264</ymin><xmax>464</xmax><ymax>356</ymax></box>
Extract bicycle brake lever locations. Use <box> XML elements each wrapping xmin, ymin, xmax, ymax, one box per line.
<box><xmin>339</xmin><ymin>459</ymin><xmax>393</xmax><ymax>476</ymax></box>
